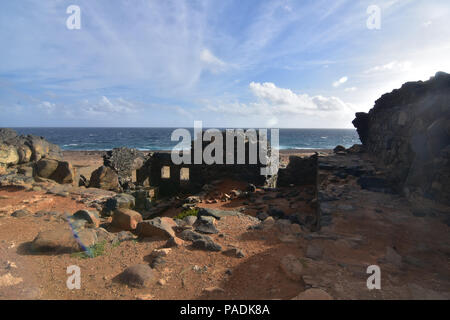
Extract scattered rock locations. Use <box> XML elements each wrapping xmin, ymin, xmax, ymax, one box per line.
<box><xmin>31</xmin><ymin>228</ymin><xmax>80</xmax><ymax>253</ymax></box>
<box><xmin>192</xmin><ymin>237</ymin><xmax>222</xmax><ymax>252</ymax></box>
<box><xmin>111</xmin><ymin>208</ymin><xmax>143</xmax><ymax>231</ymax></box>
<box><xmin>136</xmin><ymin>217</ymin><xmax>176</xmax><ymax>239</ymax></box>
<box><xmin>165</xmin><ymin>236</ymin><xmax>185</xmax><ymax>248</ymax></box>
<box><xmin>183</xmin><ymin>215</ymin><xmax>197</xmax><ymax>226</ymax></box>
<box><xmin>72</xmin><ymin>209</ymin><xmax>100</xmax><ymax>228</ymax></box>
<box><xmin>89</xmin><ymin>166</ymin><xmax>120</xmax><ymax>191</ymax></box>
<box><xmin>223</xmin><ymin>247</ymin><xmax>245</xmax><ymax>258</ymax></box>
<box><xmin>11</xmin><ymin>209</ymin><xmax>31</xmax><ymax>218</ymax></box>
<box><xmin>103</xmin><ymin>193</ymin><xmax>135</xmax><ymax>216</ymax></box>
<box><xmin>117</xmin><ymin>264</ymin><xmax>154</xmax><ymax>288</ymax></box>
<box><xmin>194</xmin><ymin>215</ymin><xmax>219</xmax><ymax>234</ymax></box>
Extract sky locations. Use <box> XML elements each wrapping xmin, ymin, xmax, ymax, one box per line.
<box><xmin>0</xmin><ymin>0</ymin><xmax>449</xmax><ymax>128</ymax></box>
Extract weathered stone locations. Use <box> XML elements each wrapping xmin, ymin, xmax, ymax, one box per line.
<box><xmin>183</xmin><ymin>215</ymin><xmax>197</xmax><ymax>226</ymax></box>
<box><xmin>31</xmin><ymin>228</ymin><xmax>80</xmax><ymax>253</ymax></box>
<box><xmin>165</xmin><ymin>236</ymin><xmax>185</xmax><ymax>248</ymax></box>
<box><xmin>72</xmin><ymin>210</ymin><xmax>100</xmax><ymax>228</ymax></box>
<box><xmin>0</xmin><ymin>144</ymin><xmax>19</xmax><ymax>166</ymax></box>
<box><xmin>112</xmin><ymin>208</ymin><xmax>143</xmax><ymax>231</ymax></box>
<box><xmin>179</xmin><ymin>229</ymin><xmax>204</xmax><ymax>241</ymax></box>
<box><xmin>117</xmin><ymin>264</ymin><xmax>154</xmax><ymax>288</ymax></box>
<box><xmin>11</xmin><ymin>209</ymin><xmax>31</xmax><ymax>218</ymax></box>
<box><xmin>136</xmin><ymin>217</ymin><xmax>176</xmax><ymax>239</ymax></box>
<box><xmin>192</xmin><ymin>237</ymin><xmax>222</xmax><ymax>252</ymax></box>
<box><xmin>49</xmin><ymin>161</ymin><xmax>74</xmax><ymax>184</ymax></box>
<box><xmin>194</xmin><ymin>215</ymin><xmax>219</xmax><ymax>234</ymax></box>
<box><xmin>103</xmin><ymin>193</ymin><xmax>135</xmax><ymax>216</ymax></box>
<box><xmin>223</xmin><ymin>247</ymin><xmax>245</xmax><ymax>258</ymax></box>
<box><xmin>89</xmin><ymin>166</ymin><xmax>119</xmax><ymax>191</ymax></box>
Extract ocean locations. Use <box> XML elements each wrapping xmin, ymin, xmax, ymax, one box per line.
<box><xmin>12</xmin><ymin>128</ymin><xmax>360</xmax><ymax>151</ymax></box>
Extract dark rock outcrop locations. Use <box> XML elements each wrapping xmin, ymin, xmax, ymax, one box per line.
<box><xmin>352</xmin><ymin>72</ymin><xmax>450</xmax><ymax>204</ymax></box>
<box><xmin>277</xmin><ymin>154</ymin><xmax>318</xmax><ymax>187</ymax></box>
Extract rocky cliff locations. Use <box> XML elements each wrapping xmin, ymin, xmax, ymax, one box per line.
<box><xmin>352</xmin><ymin>71</ymin><xmax>450</xmax><ymax>204</ymax></box>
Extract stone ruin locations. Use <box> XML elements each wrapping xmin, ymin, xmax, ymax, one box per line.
<box><xmin>94</xmin><ymin>130</ymin><xmax>319</xmax><ymax>199</ymax></box>
<box><xmin>135</xmin><ymin>131</ymin><xmax>276</xmax><ymax>197</ymax></box>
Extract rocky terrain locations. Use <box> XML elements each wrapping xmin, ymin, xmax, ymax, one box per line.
<box><xmin>0</xmin><ymin>74</ymin><xmax>449</xmax><ymax>300</ymax></box>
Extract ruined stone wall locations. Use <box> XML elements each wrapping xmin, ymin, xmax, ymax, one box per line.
<box><xmin>352</xmin><ymin>72</ymin><xmax>450</xmax><ymax>204</ymax></box>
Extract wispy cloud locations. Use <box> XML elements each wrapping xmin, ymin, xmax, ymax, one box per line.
<box><xmin>333</xmin><ymin>76</ymin><xmax>348</xmax><ymax>88</ymax></box>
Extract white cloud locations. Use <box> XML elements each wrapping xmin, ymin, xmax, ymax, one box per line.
<box><xmin>200</xmin><ymin>49</ymin><xmax>227</xmax><ymax>74</ymax></box>
<box><xmin>365</xmin><ymin>61</ymin><xmax>412</xmax><ymax>73</ymax></box>
<box><xmin>205</xmin><ymin>82</ymin><xmax>354</xmax><ymax>118</ymax></box>
<box><xmin>344</xmin><ymin>87</ymin><xmax>357</xmax><ymax>92</ymax></box>
<box><xmin>332</xmin><ymin>76</ymin><xmax>348</xmax><ymax>87</ymax></box>
<box><xmin>423</xmin><ymin>21</ymin><xmax>432</xmax><ymax>28</ymax></box>
<box><xmin>38</xmin><ymin>101</ymin><xmax>56</xmax><ymax>113</ymax></box>
<box><xmin>81</xmin><ymin>96</ymin><xmax>139</xmax><ymax>116</ymax></box>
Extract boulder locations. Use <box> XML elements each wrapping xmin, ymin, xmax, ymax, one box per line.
<box><xmin>194</xmin><ymin>215</ymin><xmax>219</xmax><ymax>234</ymax></box>
<box><xmin>112</xmin><ymin>208</ymin><xmax>143</xmax><ymax>231</ymax></box>
<box><xmin>35</xmin><ymin>159</ymin><xmax>59</xmax><ymax>178</ymax></box>
<box><xmin>0</xmin><ymin>144</ymin><xmax>19</xmax><ymax>166</ymax></box>
<box><xmin>192</xmin><ymin>237</ymin><xmax>222</xmax><ymax>252</ymax></box>
<box><xmin>117</xmin><ymin>264</ymin><xmax>154</xmax><ymax>288</ymax></box>
<box><xmin>35</xmin><ymin>159</ymin><xmax>74</xmax><ymax>184</ymax></box>
<box><xmin>136</xmin><ymin>217</ymin><xmax>176</xmax><ymax>239</ymax></box>
<box><xmin>103</xmin><ymin>193</ymin><xmax>135</xmax><ymax>216</ymax></box>
<box><xmin>49</xmin><ymin>161</ymin><xmax>74</xmax><ymax>184</ymax></box>
<box><xmin>31</xmin><ymin>228</ymin><xmax>80</xmax><ymax>253</ymax></box>
<box><xmin>89</xmin><ymin>166</ymin><xmax>119</xmax><ymax>191</ymax></box>
<box><xmin>72</xmin><ymin>210</ymin><xmax>100</xmax><ymax>228</ymax></box>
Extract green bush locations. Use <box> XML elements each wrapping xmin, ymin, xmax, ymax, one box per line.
<box><xmin>174</xmin><ymin>207</ymin><xmax>199</xmax><ymax>220</ymax></box>
<box><xmin>71</xmin><ymin>240</ymin><xmax>107</xmax><ymax>259</ymax></box>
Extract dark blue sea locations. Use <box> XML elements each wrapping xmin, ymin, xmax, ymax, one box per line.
<box><xmin>12</xmin><ymin>128</ymin><xmax>360</xmax><ymax>151</ymax></box>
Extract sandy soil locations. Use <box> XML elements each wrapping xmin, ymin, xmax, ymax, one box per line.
<box><xmin>1</xmin><ymin>150</ymin><xmax>448</xmax><ymax>300</ymax></box>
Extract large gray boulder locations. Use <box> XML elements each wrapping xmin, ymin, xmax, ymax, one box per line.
<box><xmin>89</xmin><ymin>166</ymin><xmax>120</xmax><ymax>191</ymax></box>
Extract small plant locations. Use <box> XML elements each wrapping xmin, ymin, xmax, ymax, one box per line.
<box><xmin>174</xmin><ymin>207</ymin><xmax>199</xmax><ymax>220</ymax></box>
<box><xmin>71</xmin><ymin>240</ymin><xmax>107</xmax><ymax>259</ymax></box>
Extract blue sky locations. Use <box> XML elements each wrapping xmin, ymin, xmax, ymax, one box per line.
<box><xmin>0</xmin><ymin>0</ymin><xmax>449</xmax><ymax>128</ymax></box>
